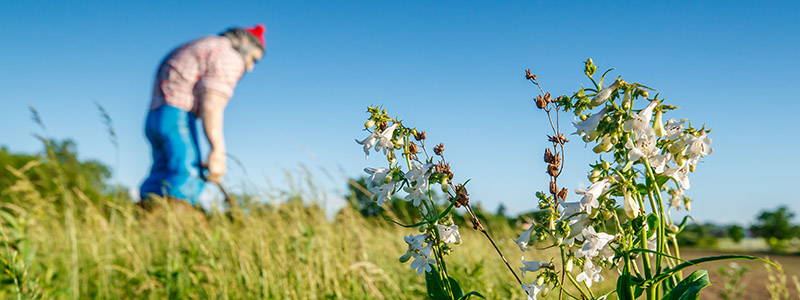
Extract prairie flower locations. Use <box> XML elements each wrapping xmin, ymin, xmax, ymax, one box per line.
<box><xmin>372</xmin><ymin>181</ymin><xmax>395</xmax><ymax>206</ymax></box>
<box><xmin>521</xmin><ymin>282</ymin><xmax>544</xmax><ymax>300</ymax></box>
<box><xmin>573</xmin><ymin>107</ymin><xmax>608</xmax><ymax>140</ymax></box>
<box><xmin>664</xmin><ymin>163</ymin><xmax>690</xmax><ymax>190</ymax></box>
<box><xmin>575</xmin><ymin>226</ymin><xmax>615</xmax><ymax>259</ymax></box>
<box><xmin>625</xmin><ymin>128</ymin><xmax>658</xmax><ymax>163</ymax></box>
<box><xmin>684</xmin><ymin>131</ymin><xmax>713</xmax><ymax>166</ymax></box>
<box><xmin>437</xmin><ymin>224</ymin><xmax>461</xmax><ymax>244</ymax></box>
<box><xmin>519</xmin><ymin>257</ymin><xmax>550</xmax><ymax>278</ymax></box>
<box><xmin>623</xmin><ymin>100</ymin><xmax>659</xmax><ymax>133</ymax></box>
<box><xmin>575</xmin><ymin>178</ymin><xmax>610</xmax><ymax>215</ymax></box>
<box><xmin>403</xmin><ymin>185</ymin><xmax>427</xmax><ymax>208</ymax></box>
<box><xmin>404</xmin><ymin>162</ymin><xmax>432</xmax><ymax>185</ymax></box>
<box><xmin>355</xmin><ymin>131</ymin><xmax>379</xmax><ymax>159</ymax></box>
<box><xmin>665</xmin><ymin>118</ymin><xmax>686</xmax><ymax>141</ymax></box>
<box><xmin>374</xmin><ymin>123</ymin><xmax>398</xmax><ymax>154</ymax></box>
<box><xmin>575</xmin><ymin>259</ymin><xmax>604</xmax><ymax>288</ymax></box>
<box><xmin>409</xmin><ymin>242</ymin><xmax>436</xmax><ymax>275</ymax></box>
<box><xmin>363</xmin><ymin>167</ymin><xmax>390</xmax><ymax>185</ymax></box>
<box><xmin>668</xmin><ymin>188</ymin><xmax>685</xmax><ymax>210</ymax></box>
<box><xmin>515</xmin><ymin>224</ymin><xmax>536</xmax><ymax>251</ymax></box>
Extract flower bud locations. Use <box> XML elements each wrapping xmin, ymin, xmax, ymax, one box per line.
<box><xmin>365</xmin><ymin>119</ymin><xmax>375</xmax><ymax>128</ymax></box>
<box><xmin>541</xmin><ymin>285</ymin><xmax>550</xmax><ymax>297</ymax></box>
<box><xmin>602</xmin><ymin>161</ymin><xmax>610</xmax><ymax>170</ymax></box>
<box><xmin>536</xmin><ymin>276</ymin><xmax>545</xmax><ymax>286</ymax></box>
<box><xmin>589</xmin><ymin>169</ymin><xmax>602</xmax><ymax>182</ymax></box>
<box><xmin>387</xmin><ymin>151</ymin><xmax>396</xmax><ymax>165</ymax></box>
<box><xmin>654</xmin><ymin>110</ymin><xmax>666</xmax><ymax>137</ymax></box>
<box><xmin>689</xmin><ymin>164</ymin><xmax>696</xmax><ymax>172</ymax></box>
<box><xmin>593</xmin><ymin>136</ymin><xmax>613</xmax><ymax>153</ymax></box>
<box><xmin>441</xmin><ymin>179</ymin><xmax>449</xmax><ymax>193</ymax></box>
<box><xmin>383</xmin><ymin>174</ymin><xmax>393</xmax><ymax>184</ymax></box>
<box><xmin>579</xmin><ymin>114</ymin><xmax>589</xmax><ymax>121</ymax></box>
<box><xmin>601</xmin><ymin>209</ymin><xmax>613</xmax><ymax>220</ymax></box>
<box><xmin>555</xmin><ymin>237</ymin><xmax>563</xmax><ymax>246</ymax></box>
<box><xmin>684</xmin><ymin>197</ymin><xmax>692</xmax><ymax>210</ymax></box>
<box><xmin>589</xmin><ymin>208</ymin><xmax>600</xmax><ymax>219</ymax></box>
<box><xmin>399</xmin><ymin>252</ymin><xmax>412</xmax><ymax>263</ymax></box>
<box><xmin>622</xmin><ymin>90</ymin><xmax>631</xmax><ymax>111</ymax></box>
<box><xmin>584</xmin><ymin>58</ymin><xmax>596</xmax><ymax>77</ymax></box>
<box><xmin>565</xmin><ymin>258</ymin><xmax>574</xmax><ymax>272</ymax></box>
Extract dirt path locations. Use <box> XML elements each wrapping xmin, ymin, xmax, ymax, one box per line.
<box><xmin>680</xmin><ymin>249</ymin><xmax>800</xmax><ymax>300</ymax></box>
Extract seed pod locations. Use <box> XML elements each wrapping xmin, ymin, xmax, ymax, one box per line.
<box><xmin>549</xmin><ymin>181</ymin><xmax>558</xmax><ymax>195</ymax></box>
<box><xmin>558</xmin><ymin>188</ymin><xmax>568</xmax><ymax>202</ymax></box>
<box><xmin>544</xmin><ymin>148</ymin><xmax>555</xmax><ymax>163</ymax></box>
<box><xmin>547</xmin><ymin>164</ymin><xmax>559</xmax><ymax>176</ymax></box>
<box><xmin>408</xmin><ymin>142</ymin><xmax>418</xmax><ymax>154</ymax></box>
<box><xmin>433</xmin><ymin>143</ymin><xmax>444</xmax><ymax>155</ymax></box>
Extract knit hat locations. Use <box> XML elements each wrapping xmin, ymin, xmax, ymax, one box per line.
<box><xmin>245</xmin><ymin>24</ymin><xmax>266</xmax><ymax>49</ymax></box>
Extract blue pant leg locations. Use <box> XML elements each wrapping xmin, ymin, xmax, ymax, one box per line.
<box><xmin>140</xmin><ymin>105</ymin><xmax>205</xmax><ymax>205</ymax></box>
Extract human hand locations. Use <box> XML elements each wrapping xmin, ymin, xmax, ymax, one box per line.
<box><xmin>206</xmin><ymin>149</ymin><xmax>227</xmax><ymax>183</ymax></box>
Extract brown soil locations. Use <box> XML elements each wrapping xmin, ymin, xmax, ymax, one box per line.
<box><xmin>680</xmin><ymin>249</ymin><xmax>800</xmax><ymax>300</ymax></box>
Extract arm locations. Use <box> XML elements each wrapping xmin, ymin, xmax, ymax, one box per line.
<box><xmin>200</xmin><ymin>90</ymin><xmax>229</xmax><ymax>183</ymax></box>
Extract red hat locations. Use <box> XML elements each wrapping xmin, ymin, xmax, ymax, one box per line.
<box><xmin>245</xmin><ymin>24</ymin><xmax>266</xmax><ymax>49</ymax></box>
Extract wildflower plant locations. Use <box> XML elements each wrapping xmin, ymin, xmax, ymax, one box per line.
<box><xmin>355</xmin><ymin>106</ymin><xmax>520</xmax><ymax>300</ymax></box>
<box><xmin>517</xmin><ymin>59</ymin><xmax>777</xmax><ymax>300</ymax></box>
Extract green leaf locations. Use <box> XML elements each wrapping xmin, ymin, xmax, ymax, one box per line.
<box><xmin>449</xmin><ymin>277</ymin><xmax>463</xmax><ymax>299</ymax></box>
<box><xmin>436</xmin><ymin>179</ymin><xmax>472</xmax><ymax>220</ymax></box>
<box><xmin>655</xmin><ymin>175</ymin><xmax>670</xmax><ymax>189</ymax></box>
<box><xmin>617</xmin><ymin>273</ymin><xmax>634</xmax><ymax>300</ymax></box>
<box><xmin>425</xmin><ymin>269</ymin><xmax>449</xmax><ymax>300</ymax></box>
<box><xmin>646</xmin><ymin>213</ymin><xmax>659</xmax><ymax>237</ymax></box>
<box><xmin>459</xmin><ymin>291</ymin><xmax>485</xmax><ymax>299</ymax></box>
<box><xmin>660</xmin><ymin>270</ymin><xmax>710</xmax><ymax>300</ymax></box>
<box><xmin>383</xmin><ymin>217</ymin><xmax>427</xmax><ymax>228</ymax></box>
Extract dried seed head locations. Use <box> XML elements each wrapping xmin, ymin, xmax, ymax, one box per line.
<box><xmin>378</xmin><ymin>121</ymin><xmax>388</xmax><ymax>131</ymax></box>
<box><xmin>414</xmin><ymin>130</ymin><xmax>427</xmax><ymax>141</ymax></box>
<box><xmin>558</xmin><ymin>188</ymin><xmax>568</xmax><ymax>202</ymax></box>
<box><xmin>544</xmin><ymin>92</ymin><xmax>552</xmax><ymax>103</ymax></box>
<box><xmin>435</xmin><ymin>161</ymin><xmax>453</xmax><ymax>179</ymax></box>
<box><xmin>408</xmin><ymin>141</ymin><xmax>418</xmax><ymax>154</ymax></box>
<box><xmin>525</xmin><ymin>69</ymin><xmax>535</xmax><ymax>80</ymax></box>
<box><xmin>547</xmin><ymin>163</ymin><xmax>559</xmax><ymax>177</ymax></box>
<box><xmin>544</xmin><ymin>148</ymin><xmax>555</xmax><ymax>163</ymax></box>
<box><xmin>453</xmin><ymin>184</ymin><xmax>469</xmax><ymax>208</ymax></box>
<box><xmin>549</xmin><ymin>181</ymin><xmax>558</xmax><ymax>195</ymax></box>
<box><xmin>535</xmin><ymin>95</ymin><xmax>547</xmax><ymax>109</ymax></box>
<box><xmin>548</xmin><ymin>134</ymin><xmax>569</xmax><ymax>145</ymax></box>
<box><xmin>434</xmin><ymin>143</ymin><xmax>445</xmax><ymax>156</ymax></box>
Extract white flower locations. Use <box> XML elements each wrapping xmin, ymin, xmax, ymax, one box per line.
<box><xmin>403</xmin><ymin>185</ymin><xmax>427</xmax><ymax>207</ymax></box>
<box><xmin>355</xmin><ymin>131</ymin><xmax>379</xmax><ymax>159</ymax></box>
<box><xmin>363</xmin><ymin>167</ymin><xmax>390</xmax><ymax>185</ymax></box>
<box><xmin>404</xmin><ymin>233</ymin><xmax>430</xmax><ymax>252</ymax></box>
<box><xmin>665</xmin><ymin>119</ymin><xmax>686</xmax><ymax>141</ymax></box>
<box><xmin>575</xmin><ymin>178</ymin><xmax>610</xmax><ymax>215</ymax></box>
<box><xmin>575</xmin><ymin>259</ymin><xmax>604</xmax><ymax>288</ymax></box>
<box><xmin>591</xmin><ymin>80</ymin><xmax>621</xmax><ymax>107</ymax></box>
<box><xmin>625</xmin><ymin>127</ymin><xmax>658</xmax><ymax>163</ymax></box>
<box><xmin>664</xmin><ymin>163</ymin><xmax>690</xmax><ymax>190</ymax></box>
<box><xmin>521</xmin><ymin>282</ymin><xmax>544</xmax><ymax>300</ymax></box>
<box><xmin>404</xmin><ymin>162</ymin><xmax>432</xmax><ymax>184</ymax></box>
<box><xmin>668</xmin><ymin>188</ymin><xmax>685</xmax><ymax>210</ymax></box>
<box><xmin>649</xmin><ymin>153</ymin><xmax>672</xmax><ymax>174</ymax></box>
<box><xmin>684</xmin><ymin>131</ymin><xmax>713</xmax><ymax>166</ymax></box>
<box><xmin>622</xmin><ymin>187</ymin><xmax>641</xmax><ymax>219</ymax></box>
<box><xmin>623</xmin><ymin>100</ymin><xmax>659</xmax><ymax>133</ymax></box>
<box><xmin>600</xmin><ymin>243</ymin><xmax>616</xmax><ymax>262</ymax></box>
<box><xmin>558</xmin><ymin>202</ymin><xmax>585</xmax><ymax>222</ymax></box>
<box><xmin>515</xmin><ymin>224</ymin><xmax>535</xmax><ymax>251</ymax></box>
<box><xmin>372</xmin><ymin>181</ymin><xmax>395</xmax><ymax>206</ymax></box>
<box><xmin>437</xmin><ymin>224</ymin><xmax>461</xmax><ymax>244</ymax></box>
<box><xmin>373</xmin><ymin>123</ymin><xmax>398</xmax><ymax>154</ymax></box>
<box><xmin>573</xmin><ymin>107</ymin><xmax>608</xmax><ymax>139</ymax></box>
<box><xmin>575</xmin><ymin>226</ymin><xmax>615</xmax><ymax>259</ymax></box>
<box><xmin>409</xmin><ymin>242</ymin><xmax>436</xmax><ymax>275</ymax></box>
<box><xmin>519</xmin><ymin>257</ymin><xmax>550</xmax><ymax>278</ymax></box>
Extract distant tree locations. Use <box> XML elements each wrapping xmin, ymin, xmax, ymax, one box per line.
<box><xmin>496</xmin><ymin>203</ymin><xmax>507</xmax><ymax>218</ymax></box>
<box><xmin>727</xmin><ymin>225</ymin><xmax>745</xmax><ymax>243</ymax></box>
<box><xmin>750</xmin><ymin>206</ymin><xmax>800</xmax><ymax>251</ymax></box>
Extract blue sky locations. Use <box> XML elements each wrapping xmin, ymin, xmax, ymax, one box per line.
<box><xmin>1</xmin><ymin>1</ymin><xmax>798</xmax><ymax>225</ymax></box>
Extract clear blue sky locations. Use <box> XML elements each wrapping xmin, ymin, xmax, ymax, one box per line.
<box><xmin>1</xmin><ymin>1</ymin><xmax>798</xmax><ymax>225</ymax></box>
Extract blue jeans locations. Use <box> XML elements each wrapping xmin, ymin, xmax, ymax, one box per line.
<box><xmin>140</xmin><ymin>104</ymin><xmax>205</xmax><ymax>205</ymax></box>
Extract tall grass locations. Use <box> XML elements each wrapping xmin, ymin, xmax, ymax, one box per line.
<box><xmin>1</xmin><ymin>159</ymin><xmax>589</xmax><ymax>299</ymax></box>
